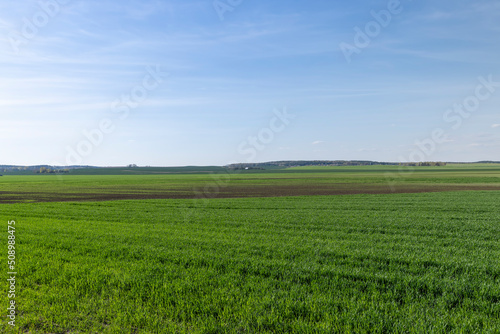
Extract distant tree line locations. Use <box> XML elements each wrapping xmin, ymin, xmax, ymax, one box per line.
<box><xmin>227</xmin><ymin>160</ymin><xmax>397</xmax><ymax>169</ymax></box>
<box><xmin>2</xmin><ymin>167</ymin><xmax>29</xmax><ymax>173</ymax></box>
<box><xmin>400</xmin><ymin>162</ymin><xmax>447</xmax><ymax>167</ymax></box>
<box><xmin>227</xmin><ymin>160</ymin><xmax>449</xmax><ymax>170</ymax></box>
<box><xmin>35</xmin><ymin>167</ymin><xmax>70</xmax><ymax>174</ymax></box>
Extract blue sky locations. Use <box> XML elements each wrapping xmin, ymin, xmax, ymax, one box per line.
<box><xmin>1</xmin><ymin>0</ymin><xmax>499</xmax><ymax>166</ymax></box>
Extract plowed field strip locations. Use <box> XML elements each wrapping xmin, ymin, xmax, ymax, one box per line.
<box><xmin>3</xmin><ymin>183</ymin><xmax>500</xmax><ymax>203</ymax></box>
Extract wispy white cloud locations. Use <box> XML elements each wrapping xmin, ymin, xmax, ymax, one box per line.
<box><xmin>423</xmin><ymin>11</ymin><xmax>453</xmax><ymax>21</ymax></box>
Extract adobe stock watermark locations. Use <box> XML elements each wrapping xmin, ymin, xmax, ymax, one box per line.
<box><xmin>213</xmin><ymin>0</ymin><xmax>243</xmax><ymax>21</ymax></box>
<box><xmin>236</xmin><ymin>108</ymin><xmax>295</xmax><ymax>162</ymax></box>
<box><xmin>7</xmin><ymin>220</ymin><xmax>17</xmax><ymax>327</ymax></box>
<box><xmin>339</xmin><ymin>0</ymin><xmax>412</xmax><ymax>63</ymax></box>
<box><xmin>182</xmin><ymin>107</ymin><xmax>295</xmax><ymax>222</ymax></box>
<box><xmin>8</xmin><ymin>0</ymin><xmax>72</xmax><ymax>55</ymax></box>
<box><xmin>54</xmin><ymin>65</ymin><xmax>168</xmax><ymax>166</ymax></box>
<box><xmin>385</xmin><ymin>74</ymin><xmax>500</xmax><ymax>190</ymax></box>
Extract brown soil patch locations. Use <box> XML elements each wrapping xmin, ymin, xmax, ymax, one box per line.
<box><xmin>2</xmin><ymin>183</ymin><xmax>500</xmax><ymax>204</ymax></box>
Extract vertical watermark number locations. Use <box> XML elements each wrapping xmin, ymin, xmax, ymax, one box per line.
<box><xmin>7</xmin><ymin>220</ymin><xmax>16</xmax><ymax>327</ymax></box>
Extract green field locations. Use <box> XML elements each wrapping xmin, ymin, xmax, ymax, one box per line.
<box><xmin>1</xmin><ymin>166</ymin><xmax>500</xmax><ymax>333</ymax></box>
<box><xmin>2</xmin><ymin>165</ymin><xmax>500</xmax><ymax>203</ymax></box>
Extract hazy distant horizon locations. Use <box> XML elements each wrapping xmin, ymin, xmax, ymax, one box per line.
<box><xmin>3</xmin><ymin>159</ymin><xmax>500</xmax><ymax>169</ymax></box>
